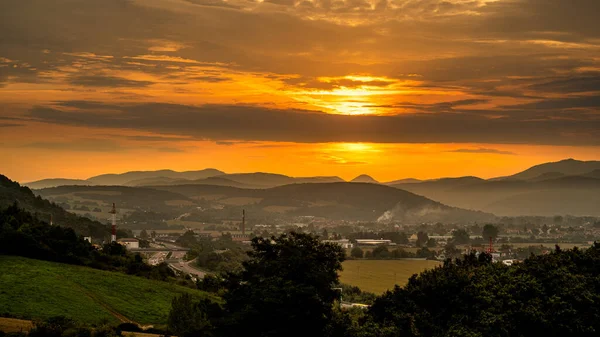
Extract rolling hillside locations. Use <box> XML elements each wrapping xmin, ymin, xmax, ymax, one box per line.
<box><xmin>391</xmin><ymin>173</ymin><xmax>600</xmax><ymax>216</ymax></box>
<box><xmin>0</xmin><ymin>256</ymin><xmax>217</xmax><ymax>325</ymax></box>
<box><xmin>499</xmin><ymin>158</ymin><xmax>600</xmax><ymax>181</ymax></box>
<box><xmin>36</xmin><ymin>185</ymin><xmax>195</xmax><ymax>213</ymax></box>
<box><xmin>0</xmin><ymin>175</ymin><xmax>110</xmax><ymax>238</ymax></box>
<box><xmin>153</xmin><ymin>182</ymin><xmax>494</xmax><ymax>222</ymax></box>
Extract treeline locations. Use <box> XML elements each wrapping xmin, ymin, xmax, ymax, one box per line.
<box><xmin>165</xmin><ymin>232</ymin><xmax>600</xmax><ymax>337</ymax></box>
<box><xmin>177</xmin><ymin>231</ymin><xmax>248</xmax><ymax>273</ymax></box>
<box><xmin>350</xmin><ymin>245</ymin><xmax>436</xmax><ymax>259</ymax></box>
<box><xmin>0</xmin><ymin>204</ymin><xmax>174</xmax><ymax>281</ymax></box>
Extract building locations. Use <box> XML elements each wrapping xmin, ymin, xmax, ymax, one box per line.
<box><xmin>355</xmin><ymin>239</ymin><xmax>392</xmax><ymax>246</ymax></box>
<box><xmin>117</xmin><ymin>238</ymin><xmax>139</xmax><ymax>249</ymax></box>
<box><xmin>323</xmin><ymin>239</ymin><xmax>353</xmax><ymax>249</ymax></box>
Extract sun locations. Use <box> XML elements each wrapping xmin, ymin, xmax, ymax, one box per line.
<box><xmin>288</xmin><ymin>75</ymin><xmax>403</xmax><ymax>115</ymax></box>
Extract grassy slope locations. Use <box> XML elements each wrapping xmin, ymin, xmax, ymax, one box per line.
<box><xmin>0</xmin><ymin>256</ymin><xmax>217</xmax><ymax>325</ymax></box>
<box><xmin>340</xmin><ymin>260</ymin><xmax>441</xmax><ymax>294</ymax></box>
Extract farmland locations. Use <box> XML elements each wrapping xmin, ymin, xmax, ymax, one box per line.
<box><xmin>0</xmin><ymin>256</ymin><xmax>217</xmax><ymax>326</ymax></box>
<box><xmin>340</xmin><ymin>259</ymin><xmax>441</xmax><ymax>294</ymax></box>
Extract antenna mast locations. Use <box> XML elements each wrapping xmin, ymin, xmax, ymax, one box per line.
<box><xmin>241</xmin><ymin>209</ymin><xmax>246</xmax><ymax>235</ymax></box>
<box><xmin>109</xmin><ymin>203</ymin><xmax>117</xmax><ymax>242</ymax></box>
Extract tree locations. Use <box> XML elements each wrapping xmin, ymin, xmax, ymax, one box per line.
<box><xmin>426</xmin><ymin>238</ymin><xmax>437</xmax><ymax>248</ymax></box>
<box><xmin>168</xmin><ymin>293</ymin><xmax>216</xmax><ymax>337</ymax></box>
<box><xmin>481</xmin><ymin>224</ymin><xmax>499</xmax><ymax>241</ymax></box>
<box><xmin>444</xmin><ymin>242</ymin><xmax>461</xmax><ymax>259</ymax></box>
<box><xmin>139</xmin><ymin>229</ymin><xmax>149</xmax><ymax>240</ymax></box>
<box><xmin>322</xmin><ymin>228</ymin><xmax>329</xmax><ymax>239</ymax></box>
<box><xmin>416</xmin><ymin>231</ymin><xmax>429</xmax><ymax>247</ymax></box>
<box><xmin>452</xmin><ymin>229</ymin><xmax>470</xmax><ymax>245</ymax></box>
<box><xmin>221</xmin><ymin>232</ymin><xmax>345</xmax><ymax>337</ymax></box>
<box><xmin>350</xmin><ymin>246</ymin><xmax>364</xmax><ymax>258</ymax></box>
<box><xmin>372</xmin><ymin>245</ymin><xmax>390</xmax><ymax>259</ymax></box>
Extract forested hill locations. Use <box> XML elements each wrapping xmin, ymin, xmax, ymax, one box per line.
<box><xmin>0</xmin><ymin>174</ymin><xmax>110</xmax><ymax>238</ymax></box>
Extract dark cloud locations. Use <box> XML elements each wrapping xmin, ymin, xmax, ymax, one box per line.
<box><xmin>0</xmin><ymin>123</ymin><xmax>24</xmax><ymax>127</ymax></box>
<box><xmin>22</xmin><ymin>139</ymin><xmax>123</xmax><ymax>152</ymax></box>
<box><xmin>26</xmin><ymin>101</ymin><xmax>600</xmax><ymax>146</ymax></box>
<box><xmin>69</xmin><ymin>75</ymin><xmax>154</xmax><ymax>88</ymax></box>
<box><xmin>188</xmin><ymin>76</ymin><xmax>231</xmax><ymax>83</ymax></box>
<box><xmin>184</xmin><ymin>0</ymin><xmax>241</xmax><ymax>9</ymax></box>
<box><xmin>122</xmin><ymin>135</ymin><xmax>192</xmax><ymax>142</ymax></box>
<box><xmin>528</xmin><ymin>75</ymin><xmax>600</xmax><ymax>94</ymax></box>
<box><xmin>449</xmin><ymin>148</ymin><xmax>517</xmax><ymax>155</ymax></box>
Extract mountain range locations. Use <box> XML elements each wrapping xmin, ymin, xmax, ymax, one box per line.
<box><xmin>22</xmin><ymin>158</ymin><xmax>600</xmax><ymax>216</ymax></box>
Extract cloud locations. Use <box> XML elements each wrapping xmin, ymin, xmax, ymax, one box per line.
<box><xmin>26</xmin><ymin>101</ymin><xmax>600</xmax><ymax>146</ymax></box>
<box><xmin>22</xmin><ymin>139</ymin><xmax>123</xmax><ymax>152</ymax></box>
<box><xmin>321</xmin><ymin>155</ymin><xmax>367</xmax><ymax>165</ymax></box>
<box><xmin>1</xmin><ymin>0</ymin><xmax>600</xmax><ymax>153</ymax></box>
<box><xmin>449</xmin><ymin>148</ymin><xmax>517</xmax><ymax>155</ymax></box>
<box><xmin>69</xmin><ymin>75</ymin><xmax>154</xmax><ymax>88</ymax></box>
<box><xmin>528</xmin><ymin>75</ymin><xmax>600</xmax><ymax>94</ymax></box>
<box><xmin>0</xmin><ymin>123</ymin><xmax>24</xmax><ymax>127</ymax></box>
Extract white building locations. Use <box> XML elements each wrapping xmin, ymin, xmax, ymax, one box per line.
<box><xmin>355</xmin><ymin>239</ymin><xmax>392</xmax><ymax>246</ymax></box>
<box><xmin>323</xmin><ymin>239</ymin><xmax>354</xmax><ymax>249</ymax></box>
<box><xmin>117</xmin><ymin>238</ymin><xmax>139</xmax><ymax>249</ymax></box>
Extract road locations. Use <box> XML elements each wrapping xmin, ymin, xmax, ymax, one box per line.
<box><xmin>169</xmin><ymin>258</ymin><xmax>207</xmax><ymax>279</ymax></box>
<box><xmin>143</xmin><ymin>240</ymin><xmax>208</xmax><ymax>279</ymax></box>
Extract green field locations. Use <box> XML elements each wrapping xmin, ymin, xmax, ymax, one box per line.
<box><xmin>0</xmin><ymin>256</ymin><xmax>218</xmax><ymax>325</ymax></box>
<box><xmin>340</xmin><ymin>260</ymin><xmax>441</xmax><ymax>294</ymax></box>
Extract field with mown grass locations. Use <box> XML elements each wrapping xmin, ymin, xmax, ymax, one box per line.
<box><xmin>340</xmin><ymin>259</ymin><xmax>441</xmax><ymax>294</ymax></box>
<box><xmin>0</xmin><ymin>256</ymin><xmax>218</xmax><ymax>326</ymax></box>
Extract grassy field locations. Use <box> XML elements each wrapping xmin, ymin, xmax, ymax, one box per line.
<box><xmin>340</xmin><ymin>260</ymin><xmax>441</xmax><ymax>294</ymax></box>
<box><xmin>0</xmin><ymin>318</ymin><xmax>33</xmax><ymax>333</ymax></box>
<box><xmin>0</xmin><ymin>256</ymin><xmax>217</xmax><ymax>325</ymax></box>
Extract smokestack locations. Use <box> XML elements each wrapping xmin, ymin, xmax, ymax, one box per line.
<box><xmin>109</xmin><ymin>203</ymin><xmax>117</xmax><ymax>243</ymax></box>
<box><xmin>242</xmin><ymin>209</ymin><xmax>245</xmax><ymax>235</ymax></box>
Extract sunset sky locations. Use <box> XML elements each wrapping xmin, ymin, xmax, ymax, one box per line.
<box><xmin>1</xmin><ymin>0</ymin><xmax>599</xmax><ymax>182</ymax></box>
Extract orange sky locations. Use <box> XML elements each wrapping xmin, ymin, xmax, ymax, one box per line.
<box><xmin>1</xmin><ymin>0</ymin><xmax>599</xmax><ymax>182</ymax></box>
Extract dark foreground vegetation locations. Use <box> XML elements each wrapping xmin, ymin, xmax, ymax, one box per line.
<box><xmin>3</xmin><ymin>229</ymin><xmax>600</xmax><ymax>337</ymax></box>
<box><xmin>167</xmin><ymin>233</ymin><xmax>600</xmax><ymax>337</ymax></box>
<box><xmin>0</xmin><ymin>204</ymin><xmax>174</xmax><ymax>281</ymax></box>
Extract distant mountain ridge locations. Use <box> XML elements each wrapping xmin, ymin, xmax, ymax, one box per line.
<box><xmin>499</xmin><ymin>158</ymin><xmax>600</xmax><ymax>181</ymax></box>
<box><xmin>351</xmin><ymin>174</ymin><xmax>379</xmax><ymax>184</ymax></box>
<box><xmin>389</xmin><ymin>159</ymin><xmax>600</xmax><ymax>216</ymax></box>
<box><xmin>152</xmin><ymin>182</ymin><xmax>494</xmax><ymax>222</ymax></box>
<box><xmin>26</xmin><ymin>170</ymin><xmax>345</xmax><ymax>189</ymax></box>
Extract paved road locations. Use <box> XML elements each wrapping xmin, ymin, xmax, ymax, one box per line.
<box><xmin>146</xmin><ymin>241</ymin><xmax>207</xmax><ymax>279</ymax></box>
<box><xmin>169</xmin><ymin>258</ymin><xmax>207</xmax><ymax>279</ymax></box>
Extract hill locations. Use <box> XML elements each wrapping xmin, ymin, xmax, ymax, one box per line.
<box><xmin>384</xmin><ymin>178</ymin><xmax>422</xmax><ymax>185</ymax></box>
<box><xmin>0</xmin><ymin>256</ymin><xmax>216</xmax><ymax>325</ymax></box>
<box><xmin>390</xmin><ymin>174</ymin><xmax>600</xmax><ymax>216</ymax></box>
<box><xmin>154</xmin><ymin>182</ymin><xmax>494</xmax><ymax>222</ymax></box>
<box><xmin>500</xmin><ymin>158</ymin><xmax>600</xmax><ymax>181</ymax></box>
<box><xmin>23</xmin><ymin>178</ymin><xmax>93</xmax><ymax>189</ymax></box>
<box><xmin>350</xmin><ymin>175</ymin><xmax>379</xmax><ymax>184</ymax></box>
<box><xmin>36</xmin><ymin>185</ymin><xmax>195</xmax><ymax>214</ymax></box>
<box><xmin>0</xmin><ymin>175</ymin><xmax>110</xmax><ymax>238</ymax></box>
<box><xmin>87</xmin><ymin>169</ymin><xmax>225</xmax><ymax>185</ymax></box>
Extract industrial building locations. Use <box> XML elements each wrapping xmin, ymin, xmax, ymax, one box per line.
<box><xmin>117</xmin><ymin>238</ymin><xmax>140</xmax><ymax>249</ymax></box>
<box><xmin>323</xmin><ymin>239</ymin><xmax>354</xmax><ymax>249</ymax></box>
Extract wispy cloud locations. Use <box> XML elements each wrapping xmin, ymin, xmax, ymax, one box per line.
<box><xmin>448</xmin><ymin>148</ymin><xmax>517</xmax><ymax>155</ymax></box>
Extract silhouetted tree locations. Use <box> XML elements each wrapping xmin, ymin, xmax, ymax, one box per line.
<box><xmin>351</xmin><ymin>246</ymin><xmax>364</xmax><ymax>258</ymax></box>
<box><xmin>481</xmin><ymin>224</ymin><xmax>499</xmax><ymax>241</ymax></box>
<box><xmin>221</xmin><ymin>232</ymin><xmax>345</xmax><ymax>337</ymax></box>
